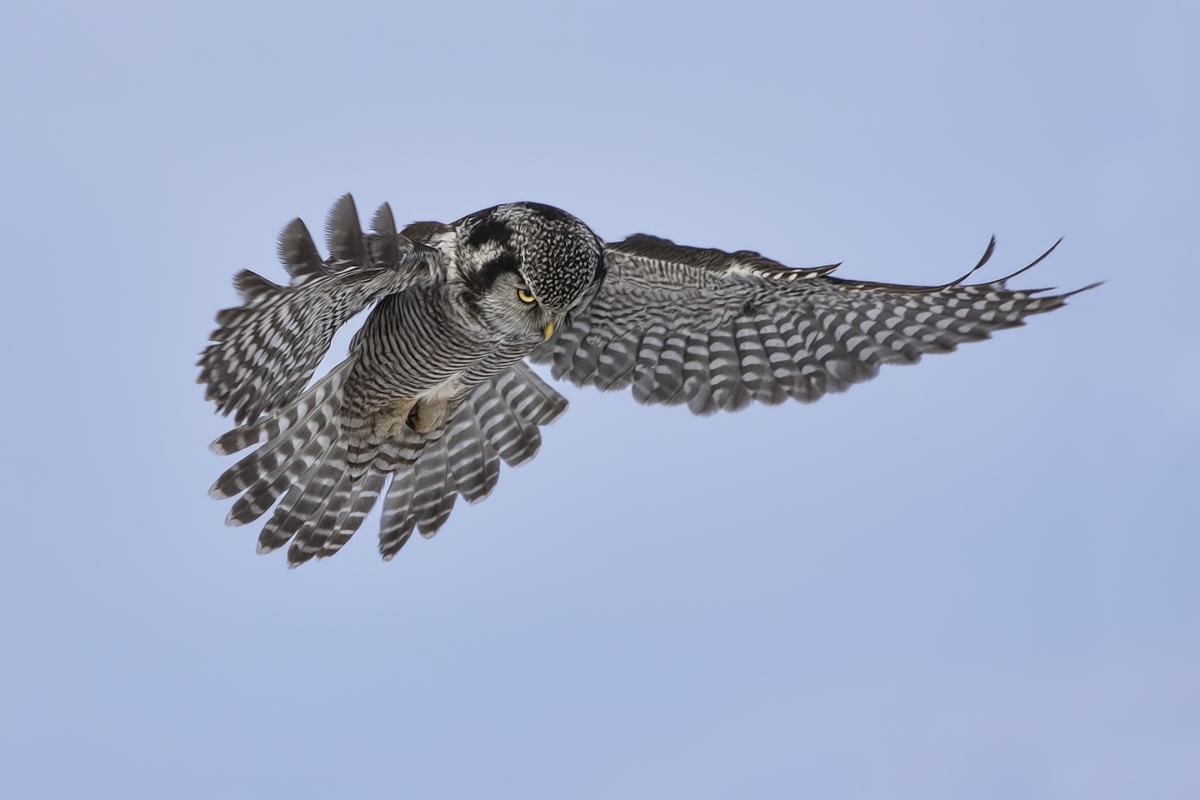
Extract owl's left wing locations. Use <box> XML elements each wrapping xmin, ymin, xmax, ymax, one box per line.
<box><xmin>530</xmin><ymin>233</ymin><xmax>1097</xmax><ymax>415</ymax></box>
<box><xmin>198</xmin><ymin>195</ymin><xmax>444</xmax><ymax>424</ymax></box>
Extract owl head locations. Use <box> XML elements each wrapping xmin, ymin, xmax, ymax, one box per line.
<box><xmin>451</xmin><ymin>202</ymin><xmax>606</xmax><ymax>340</ymax></box>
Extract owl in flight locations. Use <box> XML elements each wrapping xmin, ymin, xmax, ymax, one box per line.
<box><xmin>199</xmin><ymin>195</ymin><xmax>1094</xmax><ymax>565</ymax></box>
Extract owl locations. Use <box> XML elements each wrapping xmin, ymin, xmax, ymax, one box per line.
<box><xmin>198</xmin><ymin>195</ymin><xmax>1095</xmax><ymax>565</ymax></box>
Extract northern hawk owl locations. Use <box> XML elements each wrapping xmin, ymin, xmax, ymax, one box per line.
<box><xmin>199</xmin><ymin>195</ymin><xmax>1094</xmax><ymax>565</ymax></box>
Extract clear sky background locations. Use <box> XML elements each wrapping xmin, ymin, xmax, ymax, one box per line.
<box><xmin>1</xmin><ymin>2</ymin><xmax>1196</xmax><ymax>798</ymax></box>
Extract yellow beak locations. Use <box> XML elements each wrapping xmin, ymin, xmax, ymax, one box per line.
<box><xmin>542</xmin><ymin>321</ymin><xmax>556</xmax><ymax>340</ymax></box>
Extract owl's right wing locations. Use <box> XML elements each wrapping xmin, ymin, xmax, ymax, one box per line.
<box><xmin>532</xmin><ymin>233</ymin><xmax>1098</xmax><ymax>414</ymax></box>
<box><xmin>197</xmin><ymin>195</ymin><xmax>446</xmax><ymax>425</ymax></box>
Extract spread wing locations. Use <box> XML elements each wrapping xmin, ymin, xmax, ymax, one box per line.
<box><xmin>197</xmin><ymin>194</ymin><xmax>444</xmax><ymax>424</ymax></box>
<box><xmin>531</xmin><ymin>233</ymin><xmax>1098</xmax><ymax>414</ymax></box>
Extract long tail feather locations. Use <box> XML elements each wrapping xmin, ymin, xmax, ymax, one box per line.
<box><xmin>379</xmin><ymin>471</ymin><xmax>418</xmax><ymax>560</ymax></box>
<box><xmin>211</xmin><ymin>360</ymin><xmax>569</xmax><ymax>564</ymax></box>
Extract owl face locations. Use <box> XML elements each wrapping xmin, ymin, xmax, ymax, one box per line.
<box><xmin>453</xmin><ymin>202</ymin><xmax>606</xmax><ymax>340</ymax></box>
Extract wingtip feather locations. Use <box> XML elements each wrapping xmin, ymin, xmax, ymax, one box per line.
<box><xmin>276</xmin><ymin>218</ymin><xmax>326</xmax><ymax>283</ymax></box>
<box><xmin>325</xmin><ymin>193</ymin><xmax>364</xmax><ymax>267</ymax></box>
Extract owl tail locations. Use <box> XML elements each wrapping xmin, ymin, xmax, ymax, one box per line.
<box><xmin>372</xmin><ymin>363</ymin><xmax>569</xmax><ymax>561</ymax></box>
<box><xmin>208</xmin><ymin>360</ymin><xmax>568</xmax><ymax>566</ymax></box>
<box><xmin>208</xmin><ymin>357</ymin><xmax>375</xmax><ymax>565</ymax></box>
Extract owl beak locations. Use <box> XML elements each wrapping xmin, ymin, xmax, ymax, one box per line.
<box><xmin>542</xmin><ymin>321</ymin><xmax>556</xmax><ymax>340</ymax></box>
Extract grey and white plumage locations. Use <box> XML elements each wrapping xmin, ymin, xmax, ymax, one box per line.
<box><xmin>199</xmin><ymin>195</ymin><xmax>1096</xmax><ymax>565</ymax></box>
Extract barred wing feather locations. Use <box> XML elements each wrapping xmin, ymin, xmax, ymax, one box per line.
<box><xmin>197</xmin><ymin>194</ymin><xmax>439</xmax><ymax>424</ymax></box>
<box><xmin>531</xmin><ymin>234</ymin><xmax>1097</xmax><ymax>415</ymax></box>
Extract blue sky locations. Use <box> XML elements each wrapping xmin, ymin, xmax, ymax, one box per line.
<box><xmin>1</xmin><ymin>1</ymin><xmax>1196</xmax><ymax>797</ymax></box>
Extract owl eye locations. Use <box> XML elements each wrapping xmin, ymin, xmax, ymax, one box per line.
<box><xmin>517</xmin><ymin>287</ymin><xmax>536</xmax><ymax>304</ymax></box>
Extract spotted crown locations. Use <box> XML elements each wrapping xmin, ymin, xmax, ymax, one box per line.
<box><xmin>462</xmin><ymin>202</ymin><xmax>605</xmax><ymax>313</ymax></box>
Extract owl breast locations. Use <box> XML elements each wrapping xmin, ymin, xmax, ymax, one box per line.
<box><xmin>345</xmin><ymin>287</ymin><xmax>532</xmax><ymax>437</ymax></box>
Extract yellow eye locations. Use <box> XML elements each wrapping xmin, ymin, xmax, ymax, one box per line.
<box><xmin>517</xmin><ymin>288</ymin><xmax>536</xmax><ymax>304</ymax></box>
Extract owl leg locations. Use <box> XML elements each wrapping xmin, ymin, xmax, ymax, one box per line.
<box><xmin>373</xmin><ymin>397</ymin><xmax>418</xmax><ymax>439</ymax></box>
<box><xmin>411</xmin><ymin>398</ymin><xmax>449</xmax><ymax>433</ymax></box>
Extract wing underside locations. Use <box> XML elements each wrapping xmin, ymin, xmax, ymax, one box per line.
<box><xmin>197</xmin><ymin>195</ymin><xmax>440</xmax><ymax>424</ymax></box>
<box><xmin>531</xmin><ymin>234</ymin><xmax>1096</xmax><ymax>414</ymax></box>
